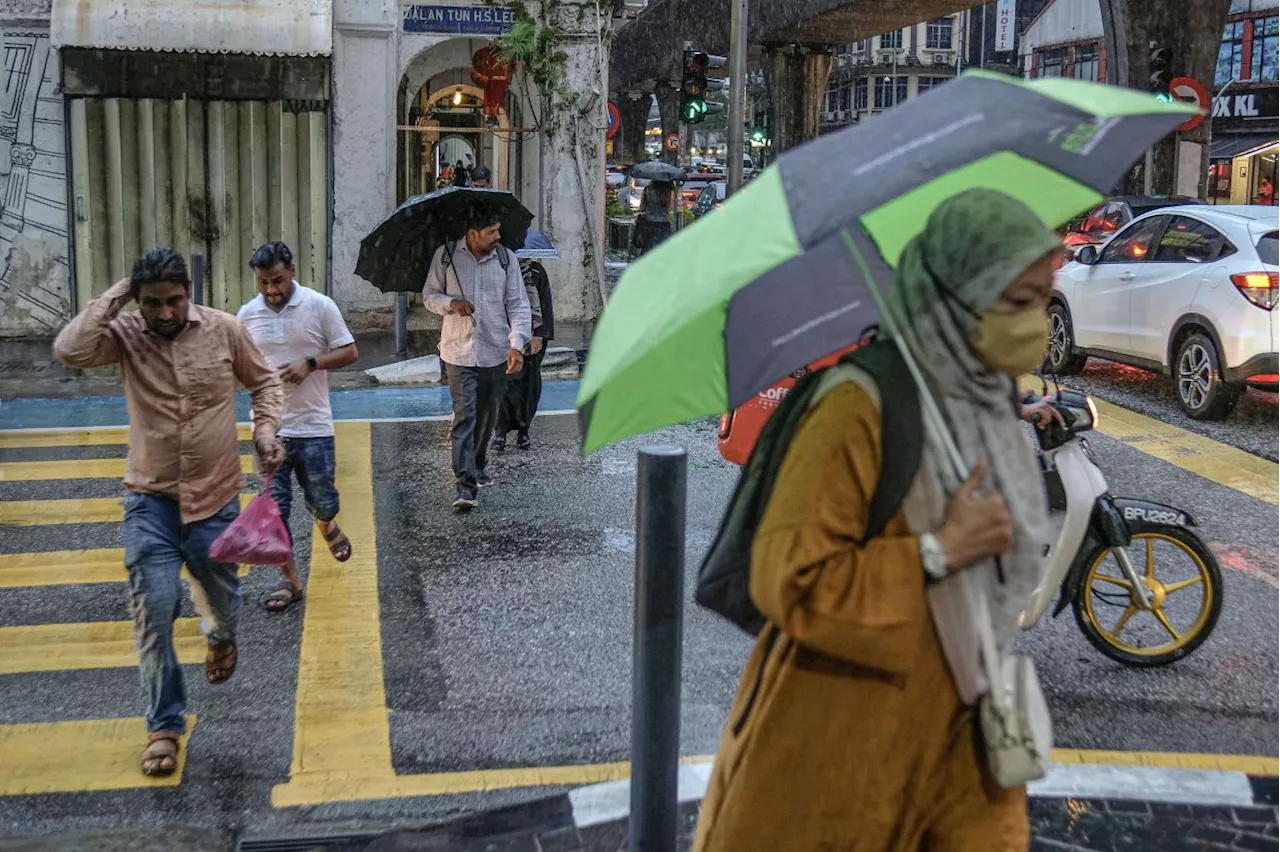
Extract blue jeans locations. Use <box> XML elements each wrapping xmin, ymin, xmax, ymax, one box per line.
<box><xmin>123</xmin><ymin>492</ymin><xmax>242</xmax><ymax>734</ymax></box>
<box><xmin>268</xmin><ymin>436</ymin><xmax>340</xmax><ymax>545</ymax></box>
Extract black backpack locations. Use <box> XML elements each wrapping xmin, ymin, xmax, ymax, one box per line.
<box><xmin>695</xmin><ymin>340</ymin><xmax>924</xmax><ymax>636</ymax></box>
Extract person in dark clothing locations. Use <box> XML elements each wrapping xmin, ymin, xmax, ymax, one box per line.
<box><xmin>494</xmin><ymin>258</ymin><xmax>555</xmax><ymax>451</ymax></box>
<box><xmin>631</xmin><ymin>180</ymin><xmax>674</xmax><ymax>258</ymax></box>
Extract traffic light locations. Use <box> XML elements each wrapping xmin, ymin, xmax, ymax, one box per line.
<box><xmin>1148</xmin><ymin>46</ymin><xmax>1173</xmax><ymax>101</ymax></box>
<box><xmin>681</xmin><ymin>50</ymin><xmax>727</xmax><ymax>123</ymax></box>
<box><xmin>681</xmin><ymin>48</ymin><xmax>708</xmax><ymax>123</ymax></box>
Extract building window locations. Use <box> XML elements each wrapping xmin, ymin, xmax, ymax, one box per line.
<box><xmin>926</xmin><ymin>18</ymin><xmax>954</xmax><ymax>50</ymax></box>
<box><xmin>917</xmin><ymin>76</ymin><xmax>948</xmax><ymax>95</ymax></box>
<box><xmin>879</xmin><ymin>30</ymin><xmax>903</xmax><ymax>51</ymax></box>
<box><xmin>1073</xmin><ymin>45</ymin><xmax>1099</xmax><ymax>82</ymax></box>
<box><xmin>1252</xmin><ymin>15</ymin><xmax>1279</xmax><ymax>82</ymax></box>
<box><xmin>854</xmin><ymin>77</ymin><xmax>868</xmax><ymax>110</ymax></box>
<box><xmin>854</xmin><ymin>40</ymin><xmax>868</xmax><ymax>52</ymax></box>
<box><xmin>1038</xmin><ymin>48</ymin><xmax>1066</xmax><ymax>78</ymax></box>
<box><xmin>826</xmin><ymin>81</ymin><xmax>852</xmax><ymax>113</ymax></box>
<box><xmin>1217</xmin><ymin>21</ymin><xmax>1245</xmax><ymax>85</ymax></box>
<box><xmin>874</xmin><ymin>76</ymin><xmax>908</xmax><ymax>108</ymax></box>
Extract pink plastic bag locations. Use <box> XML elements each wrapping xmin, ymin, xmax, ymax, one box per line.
<box><xmin>210</xmin><ymin>493</ymin><xmax>292</xmax><ymax>565</ymax></box>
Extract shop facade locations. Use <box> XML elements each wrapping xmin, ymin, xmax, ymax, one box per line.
<box><xmin>0</xmin><ymin>1</ymin><xmax>605</xmax><ymax>337</ymax></box>
<box><xmin>1207</xmin><ymin>1</ymin><xmax>1279</xmax><ymax>205</ymax></box>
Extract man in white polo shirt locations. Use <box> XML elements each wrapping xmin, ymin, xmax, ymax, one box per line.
<box><xmin>238</xmin><ymin>242</ymin><xmax>359</xmax><ymax>612</ymax></box>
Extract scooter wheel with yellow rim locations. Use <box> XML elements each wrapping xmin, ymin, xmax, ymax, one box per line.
<box><xmin>1071</xmin><ymin>525</ymin><xmax>1223</xmax><ymax>668</ymax></box>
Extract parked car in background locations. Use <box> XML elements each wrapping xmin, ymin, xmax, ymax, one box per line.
<box><xmin>1063</xmin><ymin>195</ymin><xmax>1204</xmax><ymax>252</ymax></box>
<box><xmin>692</xmin><ymin>181</ymin><xmax>725</xmax><ymax>218</ymax></box>
<box><xmin>679</xmin><ymin>173</ymin><xmax>720</xmax><ymax>209</ymax></box>
<box><xmin>1047</xmin><ymin>205</ymin><xmax>1278</xmax><ymax>420</ymax></box>
<box><xmin>619</xmin><ymin>176</ymin><xmax>650</xmax><ymax>212</ymax></box>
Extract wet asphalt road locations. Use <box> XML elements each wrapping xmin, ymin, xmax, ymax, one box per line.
<box><xmin>0</xmin><ymin>394</ymin><xmax>1275</xmax><ymax>840</ymax></box>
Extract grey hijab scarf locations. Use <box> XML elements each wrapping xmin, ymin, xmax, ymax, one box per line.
<box><xmin>887</xmin><ymin>188</ymin><xmax>1060</xmax><ymax>704</ymax></box>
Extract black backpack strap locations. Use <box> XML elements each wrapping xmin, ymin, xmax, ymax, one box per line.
<box><xmin>499</xmin><ymin>245</ymin><xmax>510</xmax><ymax>271</ymax></box>
<box><xmin>838</xmin><ymin>342</ymin><xmax>924</xmax><ymax>543</ymax></box>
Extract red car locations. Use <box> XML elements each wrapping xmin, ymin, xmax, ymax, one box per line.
<box><xmin>717</xmin><ymin>342</ymin><xmax>865</xmax><ymax>465</ymax></box>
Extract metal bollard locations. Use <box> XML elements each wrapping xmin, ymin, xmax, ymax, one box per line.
<box><xmin>630</xmin><ymin>446</ymin><xmax>688</xmax><ymax>852</ymax></box>
<box><xmin>394</xmin><ymin>292</ymin><xmax>409</xmax><ymax>358</ymax></box>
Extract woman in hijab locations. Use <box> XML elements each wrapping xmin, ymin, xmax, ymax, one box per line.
<box><xmin>693</xmin><ymin>189</ymin><xmax>1062</xmax><ymax>851</ymax></box>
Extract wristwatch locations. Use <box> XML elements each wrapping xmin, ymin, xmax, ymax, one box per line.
<box><xmin>306</xmin><ymin>357</ymin><xmax>318</xmax><ymax>373</ymax></box>
<box><xmin>919</xmin><ymin>532</ymin><xmax>949</xmax><ymax>580</ymax></box>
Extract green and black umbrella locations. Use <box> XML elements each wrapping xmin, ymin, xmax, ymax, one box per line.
<box><xmin>577</xmin><ymin>72</ymin><xmax>1197</xmax><ymax>452</ymax></box>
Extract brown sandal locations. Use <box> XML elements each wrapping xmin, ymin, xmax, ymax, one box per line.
<box><xmin>141</xmin><ymin>731</ymin><xmax>180</xmax><ymax>776</ymax></box>
<box><xmin>264</xmin><ymin>582</ymin><xmax>304</xmax><ymax>612</ymax></box>
<box><xmin>322</xmin><ymin>522</ymin><xmax>353</xmax><ymax>562</ymax></box>
<box><xmin>206</xmin><ymin>639</ymin><xmax>237</xmax><ymax>684</ymax></box>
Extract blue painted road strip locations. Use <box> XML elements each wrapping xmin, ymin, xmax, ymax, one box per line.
<box><xmin>0</xmin><ymin>380</ymin><xmax>583</xmax><ymax>431</ymax></box>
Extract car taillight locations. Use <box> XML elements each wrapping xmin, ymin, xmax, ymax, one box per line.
<box><xmin>718</xmin><ymin>412</ymin><xmax>733</xmax><ymax>439</ymax></box>
<box><xmin>1230</xmin><ymin>271</ymin><xmax>1279</xmax><ymax>310</ymax></box>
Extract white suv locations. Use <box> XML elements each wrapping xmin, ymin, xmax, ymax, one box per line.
<box><xmin>1047</xmin><ymin>205</ymin><xmax>1278</xmax><ymax>420</ymax></box>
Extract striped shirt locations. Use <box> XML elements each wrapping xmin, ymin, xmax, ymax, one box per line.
<box><xmin>423</xmin><ymin>240</ymin><xmax>531</xmax><ymax>368</ymax></box>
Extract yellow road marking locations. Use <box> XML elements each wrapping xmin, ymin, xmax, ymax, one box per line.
<box><xmin>0</xmin><ymin>425</ymin><xmax>253</xmax><ymax>449</ymax></box>
<box><xmin>0</xmin><ymin>549</ymin><xmax>125</xmax><ymax>586</ymax></box>
<box><xmin>1052</xmin><ymin>747</ymin><xmax>1279</xmax><ymax>777</ymax></box>
<box><xmin>1091</xmin><ymin>398</ymin><xmax>1278</xmax><ymax>505</ymax></box>
<box><xmin>0</xmin><ymin>493</ymin><xmax>253</xmax><ymax>526</ymax></box>
<box><xmin>0</xmin><ymin>618</ymin><xmax>206</xmax><ymax>674</ymax></box>
<box><xmin>1020</xmin><ymin>379</ymin><xmax>1278</xmax><ymax>504</ymax></box>
<box><xmin>0</xmin><ymin>455</ymin><xmax>254</xmax><ymax>482</ymax></box>
<box><xmin>273</xmin><ymin>421</ymin><xmax>394</xmax><ymax>805</ymax></box>
<box><xmin>0</xmin><ymin>715</ymin><xmax>197</xmax><ymax>795</ymax></box>
<box><xmin>0</xmin><ymin>549</ymin><xmax>249</xmax><ymax>588</ymax></box>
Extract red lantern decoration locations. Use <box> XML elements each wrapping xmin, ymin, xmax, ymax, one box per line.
<box><xmin>470</xmin><ymin>47</ymin><xmax>515</xmax><ymax>118</ymax></box>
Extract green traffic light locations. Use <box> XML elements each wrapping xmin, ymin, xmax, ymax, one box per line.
<box><xmin>1155</xmin><ymin>92</ymin><xmax>1174</xmax><ymax>103</ymax></box>
<box><xmin>682</xmin><ymin>98</ymin><xmax>707</xmax><ymax>123</ymax></box>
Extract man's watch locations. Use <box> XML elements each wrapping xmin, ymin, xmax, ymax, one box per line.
<box><xmin>306</xmin><ymin>357</ymin><xmax>318</xmax><ymax>373</ymax></box>
<box><xmin>919</xmin><ymin>532</ymin><xmax>949</xmax><ymax>580</ymax></box>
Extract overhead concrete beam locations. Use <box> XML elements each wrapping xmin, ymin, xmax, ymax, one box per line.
<box><xmin>611</xmin><ymin>0</ymin><xmax>986</xmax><ymax>90</ymax></box>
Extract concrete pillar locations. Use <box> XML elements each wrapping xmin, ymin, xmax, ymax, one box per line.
<box><xmin>654</xmin><ymin>83</ymin><xmax>680</xmax><ymax>164</ymax></box>
<box><xmin>330</xmin><ymin>0</ymin><xmax>398</xmax><ymax>317</ymax></box>
<box><xmin>764</xmin><ymin>46</ymin><xmax>833</xmax><ymax>153</ymax></box>
<box><xmin>539</xmin><ymin>8</ymin><xmax>608</xmax><ymax>323</ymax></box>
<box><xmin>619</xmin><ymin>94</ymin><xmax>650</xmax><ymax>165</ymax></box>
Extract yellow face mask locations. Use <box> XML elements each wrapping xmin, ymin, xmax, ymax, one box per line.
<box><xmin>968</xmin><ymin>309</ymin><xmax>1050</xmax><ymax>375</ymax></box>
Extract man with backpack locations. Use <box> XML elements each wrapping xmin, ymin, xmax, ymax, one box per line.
<box><xmin>423</xmin><ymin>207</ymin><xmax>532</xmax><ymax>510</ymax></box>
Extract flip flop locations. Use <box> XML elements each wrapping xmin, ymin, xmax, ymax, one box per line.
<box><xmin>264</xmin><ymin>582</ymin><xmax>304</xmax><ymax>612</ymax></box>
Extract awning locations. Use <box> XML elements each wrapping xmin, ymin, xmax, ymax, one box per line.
<box><xmin>1210</xmin><ymin>133</ymin><xmax>1277</xmax><ymax>161</ymax></box>
<box><xmin>51</xmin><ymin>0</ymin><xmax>332</xmax><ymax>57</ymax></box>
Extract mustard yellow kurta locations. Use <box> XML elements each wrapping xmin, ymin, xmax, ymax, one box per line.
<box><xmin>693</xmin><ymin>382</ymin><xmax>1028</xmax><ymax>852</ymax></box>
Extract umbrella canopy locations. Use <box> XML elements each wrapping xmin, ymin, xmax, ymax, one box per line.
<box><xmin>577</xmin><ymin>72</ymin><xmax>1197</xmax><ymax>452</ymax></box>
<box><xmin>355</xmin><ymin>187</ymin><xmax>534</xmax><ymax>293</ymax></box>
<box><xmin>628</xmin><ymin>161</ymin><xmax>688</xmax><ymax>182</ymax></box>
<box><xmin>516</xmin><ymin>228</ymin><xmax>559</xmax><ymax>259</ymax></box>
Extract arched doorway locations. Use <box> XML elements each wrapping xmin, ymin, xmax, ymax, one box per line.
<box><xmin>395</xmin><ymin>43</ymin><xmax>527</xmax><ymax>205</ymax></box>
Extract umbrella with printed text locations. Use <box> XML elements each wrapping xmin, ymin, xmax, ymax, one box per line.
<box><xmin>576</xmin><ymin>72</ymin><xmax>1197</xmax><ymax>452</ymax></box>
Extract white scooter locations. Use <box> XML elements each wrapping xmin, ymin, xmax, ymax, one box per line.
<box><xmin>1018</xmin><ymin>388</ymin><xmax>1223</xmax><ymax>667</ymax></box>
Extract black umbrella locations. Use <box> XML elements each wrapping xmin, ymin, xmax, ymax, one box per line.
<box><xmin>355</xmin><ymin>187</ymin><xmax>535</xmax><ymax>293</ymax></box>
<box><xmin>627</xmin><ymin>161</ymin><xmax>687</xmax><ymax>182</ymax></box>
